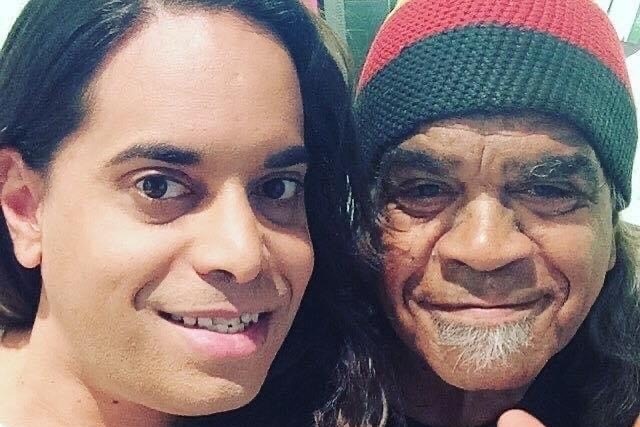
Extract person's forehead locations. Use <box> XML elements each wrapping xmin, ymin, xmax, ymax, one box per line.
<box><xmin>419</xmin><ymin>113</ymin><xmax>589</xmax><ymax>148</ymax></box>
<box><xmin>391</xmin><ymin>113</ymin><xmax>598</xmax><ymax>164</ymax></box>
<box><xmin>386</xmin><ymin>113</ymin><xmax>606</xmax><ymax>182</ymax></box>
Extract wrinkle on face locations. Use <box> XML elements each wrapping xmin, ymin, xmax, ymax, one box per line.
<box><xmin>377</xmin><ymin>114</ymin><xmax>615</xmax><ymax>392</ymax></box>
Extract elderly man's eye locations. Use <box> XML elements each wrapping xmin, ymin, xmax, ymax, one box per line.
<box><xmin>525</xmin><ymin>184</ymin><xmax>574</xmax><ymax>199</ymax></box>
<box><xmin>512</xmin><ymin>182</ymin><xmax>586</xmax><ymax>215</ymax></box>
<box><xmin>395</xmin><ymin>180</ymin><xmax>454</xmax><ymax>201</ymax></box>
<box><xmin>386</xmin><ymin>179</ymin><xmax>456</xmax><ymax>218</ymax></box>
<box><xmin>402</xmin><ymin>183</ymin><xmax>446</xmax><ymax>198</ymax></box>
<box><xmin>136</xmin><ymin>175</ymin><xmax>191</xmax><ymax>200</ymax></box>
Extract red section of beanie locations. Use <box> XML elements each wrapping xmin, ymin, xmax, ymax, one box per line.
<box><xmin>359</xmin><ymin>0</ymin><xmax>629</xmax><ymax>90</ymax></box>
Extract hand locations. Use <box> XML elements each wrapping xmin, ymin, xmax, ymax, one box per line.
<box><xmin>497</xmin><ymin>410</ymin><xmax>546</xmax><ymax>427</ymax></box>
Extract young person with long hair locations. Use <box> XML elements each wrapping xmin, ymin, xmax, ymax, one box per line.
<box><xmin>0</xmin><ymin>1</ymin><xmax>385</xmax><ymax>426</ymax></box>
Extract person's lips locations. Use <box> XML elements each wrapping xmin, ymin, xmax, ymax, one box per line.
<box><xmin>414</xmin><ymin>293</ymin><xmax>551</xmax><ymax>323</ymax></box>
<box><xmin>154</xmin><ymin>307</ymin><xmax>280</xmax><ymax>359</ymax></box>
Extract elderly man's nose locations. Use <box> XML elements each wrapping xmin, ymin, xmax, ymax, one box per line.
<box><xmin>436</xmin><ymin>196</ymin><xmax>534</xmax><ymax>272</ymax></box>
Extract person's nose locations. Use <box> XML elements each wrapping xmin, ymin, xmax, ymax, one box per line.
<box><xmin>435</xmin><ymin>194</ymin><xmax>535</xmax><ymax>272</ymax></box>
<box><xmin>189</xmin><ymin>184</ymin><xmax>264</xmax><ymax>285</ymax></box>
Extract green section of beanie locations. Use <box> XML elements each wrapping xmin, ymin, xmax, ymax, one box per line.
<box><xmin>356</xmin><ymin>26</ymin><xmax>637</xmax><ymax>204</ymax></box>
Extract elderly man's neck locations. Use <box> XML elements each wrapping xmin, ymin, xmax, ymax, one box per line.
<box><xmin>395</xmin><ymin>350</ymin><xmax>530</xmax><ymax>427</ymax></box>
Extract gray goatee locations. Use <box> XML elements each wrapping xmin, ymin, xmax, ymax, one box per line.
<box><xmin>432</xmin><ymin>314</ymin><xmax>535</xmax><ymax>372</ymax></box>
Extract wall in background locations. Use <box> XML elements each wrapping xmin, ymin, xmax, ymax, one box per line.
<box><xmin>302</xmin><ymin>0</ymin><xmax>319</xmax><ymax>12</ymax></box>
<box><xmin>0</xmin><ymin>1</ymin><xmax>28</xmax><ymax>44</ymax></box>
<box><xmin>607</xmin><ymin>0</ymin><xmax>640</xmax><ymax>43</ymax></box>
<box><xmin>323</xmin><ymin>0</ymin><xmax>395</xmax><ymax>69</ymax></box>
<box><xmin>622</xmin><ymin>51</ymin><xmax>640</xmax><ymax>224</ymax></box>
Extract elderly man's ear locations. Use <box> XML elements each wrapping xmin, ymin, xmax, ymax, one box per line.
<box><xmin>0</xmin><ymin>149</ymin><xmax>44</xmax><ymax>269</ymax></box>
<box><xmin>609</xmin><ymin>236</ymin><xmax>617</xmax><ymax>271</ymax></box>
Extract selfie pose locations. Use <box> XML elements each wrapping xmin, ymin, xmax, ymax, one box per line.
<box><xmin>0</xmin><ymin>1</ymin><xmax>384</xmax><ymax>426</ymax></box>
<box><xmin>352</xmin><ymin>0</ymin><xmax>640</xmax><ymax>426</ymax></box>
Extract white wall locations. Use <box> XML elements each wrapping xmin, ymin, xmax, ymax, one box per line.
<box><xmin>0</xmin><ymin>0</ymin><xmax>28</xmax><ymax>46</ymax></box>
<box><xmin>620</xmin><ymin>51</ymin><xmax>640</xmax><ymax>224</ymax></box>
<box><xmin>608</xmin><ymin>0</ymin><xmax>640</xmax><ymax>41</ymax></box>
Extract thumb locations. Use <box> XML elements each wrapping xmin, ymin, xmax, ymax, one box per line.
<box><xmin>497</xmin><ymin>410</ymin><xmax>546</xmax><ymax>427</ymax></box>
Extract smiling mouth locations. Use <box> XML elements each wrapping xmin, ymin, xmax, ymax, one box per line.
<box><xmin>418</xmin><ymin>296</ymin><xmax>550</xmax><ymax>323</ymax></box>
<box><xmin>159</xmin><ymin>311</ymin><xmax>265</xmax><ymax>334</ymax></box>
<box><xmin>428</xmin><ymin>301</ymin><xmax>542</xmax><ymax>312</ymax></box>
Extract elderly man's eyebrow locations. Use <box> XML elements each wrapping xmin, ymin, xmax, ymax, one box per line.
<box><xmin>380</xmin><ymin>148</ymin><xmax>458</xmax><ymax>177</ymax></box>
<box><xmin>106</xmin><ymin>142</ymin><xmax>202</xmax><ymax>167</ymax></box>
<box><xmin>503</xmin><ymin>154</ymin><xmax>601</xmax><ymax>183</ymax></box>
<box><xmin>263</xmin><ymin>146</ymin><xmax>307</xmax><ymax>169</ymax></box>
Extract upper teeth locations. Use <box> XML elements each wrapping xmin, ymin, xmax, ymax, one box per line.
<box><xmin>169</xmin><ymin>313</ymin><xmax>260</xmax><ymax>334</ymax></box>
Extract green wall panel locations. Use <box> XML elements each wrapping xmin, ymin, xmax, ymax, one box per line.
<box><xmin>323</xmin><ymin>0</ymin><xmax>395</xmax><ymax>70</ymax></box>
<box><xmin>629</xmin><ymin>7</ymin><xmax>640</xmax><ymax>44</ymax></box>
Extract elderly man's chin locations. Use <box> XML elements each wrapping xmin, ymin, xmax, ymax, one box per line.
<box><xmin>424</xmin><ymin>343</ymin><xmax>545</xmax><ymax>391</ymax></box>
<box><xmin>403</xmin><ymin>305</ymin><xmax>565</xmax><ymax>391</ymax></box>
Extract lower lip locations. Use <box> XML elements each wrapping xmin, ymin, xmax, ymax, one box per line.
<box><xmin>168</xmin><ymin>315</ymin><xmax>270</xmax><ymax>359</ymax></box>
<box><xmin>421</xmin><ymin>301</ymin><xmax>544</xmax><ymax>323</ymax></box>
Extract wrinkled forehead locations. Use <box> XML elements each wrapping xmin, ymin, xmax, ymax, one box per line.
<box><xmin>420</xmin><ymin>113</ymin><xmax>589</xmax><ymax>147</ymax></box>
<box><xmin>381</xmin><ymin>113</ymin><xmax>606</xmax><ymax>183</ymax></box>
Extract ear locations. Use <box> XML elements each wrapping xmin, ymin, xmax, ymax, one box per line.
<box><xmin>607</xmin><ymin>230</ymin><xmax>617</xmax><ymax>271</ymax></box>
<box><xmin>0</xmin><ymin>149</ymin><xmax>45</xmax><ymax>269</ymax></box>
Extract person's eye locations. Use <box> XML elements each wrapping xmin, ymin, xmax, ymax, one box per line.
<box><xmin>387</xmin><ymin>179</ymin><xmax>456</xmax><ymax>217</ymax></box>
<box><xmin>135</xmin><ymin>175</ymin><xmax>191</xmax><ymax>200</ymax></box>
<box><xmin>251</xmin><ymin>176</ymin><xmax>305</xmax><ymax>227</ymax></box>
<box><xmin>524</xmin><ymin>184</ymin><xmax>574</xmax><ymax>199</ymax></box>
<box><xmin>401</xmin><ymin>182</ymin><xmax>447</xmax><ymax>199</ymax></box>
<box><xmin>259</xmin><ymin>178</ymin><xmax>301</xmax><ymax>201</ymax></box>
<box><xmin>511</xmin><ymin>182</ymin><xmax>586</xmax><ymax>215</ymax></box>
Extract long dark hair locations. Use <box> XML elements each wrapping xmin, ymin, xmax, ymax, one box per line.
<box><xmin>0</xmin><ymin>1</ymin><xmax>386</xmax><ymax>425</ymax></box>
<box><xmin>550</xmin><ymin>194</ymin><xmax>640</xmax><ymax>427</ymax></box>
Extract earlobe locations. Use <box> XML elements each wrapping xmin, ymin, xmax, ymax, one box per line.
<box><xmin>608</xmin><ymin>231</ymin><xmax>617</xmax><ymax>271</ymax></box>
<box><xmin>0</xmin><ymin>149</ymin><xmax>44</xmax><ymax>269</ymax></box>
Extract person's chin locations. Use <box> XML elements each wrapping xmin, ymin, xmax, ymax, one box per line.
<box><xmin>427</xmin><ymin>350</ymin><xmax>544</xmax><ymax>391</ymax></box>
<box><xmin>406</xmin><ymin>305</ymin><xmax>553</xmax><ymax>391</ymax></box>
<box><xmin>149</xmin><ymin>375</ymin><xmax>265</xmax><ymax>417</ymax></box>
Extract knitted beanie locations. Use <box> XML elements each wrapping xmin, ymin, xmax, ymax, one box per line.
<box><xmin>355</xmin><ymin>0</ymin><xmax>638</xmax><ymax>205</ymax></box>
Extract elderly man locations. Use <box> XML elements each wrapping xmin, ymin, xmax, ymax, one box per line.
<box><xmin>352</xmin><ymin>0</ymin><xmax>640</xmax><ymax>426</ymax></box>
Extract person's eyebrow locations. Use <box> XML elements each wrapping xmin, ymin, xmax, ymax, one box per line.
<box><xmin>380</xmin><ymin>148</ymin><xmax>458</xmax><ymax>177</ymax></box>
<box><xmin>106</xmin><ymin>143</ymin><xmax>202</xmax><ymax>167</ymax></box>
<box><xmin>263</xmin><ymin>146</ymin><xmax>307</xmax><ymax>169</ymax></box>
<box><xmin>503</xmin><ymin>154</ymin><xmax>602</xmax><ymax>184</ymax></box>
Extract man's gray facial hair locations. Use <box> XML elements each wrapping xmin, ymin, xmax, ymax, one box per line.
<box><xmin>432</xmin><ymin>314</ymin><xmax>535</xmax><ymax>372</ymax></box>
